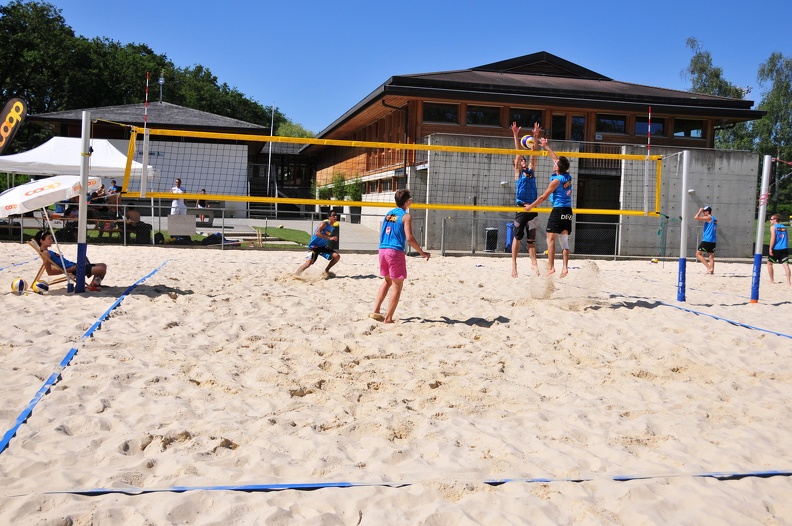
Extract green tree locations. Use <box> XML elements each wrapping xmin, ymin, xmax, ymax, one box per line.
<box><xmin>0</xmin><ymin>0</ymin><xmax>297</xmax><ymax>153</ymax></box>
<box><xmin>754</xmin><ymin>52</ymin><xmax>792</xmax><ymax>215</ymax></box>
<box><xmin>0</xmin><ymin>0</ymin><xmax>76</xmax><ymax>152</ymax></box>
<box><xmin>346</xmin><ymin>177</ymin><xmax>363</xmax><ymax>202</ymax></box>
<box><xmin>684</xmin><ymin>37</ymin><xmax>753</xmax><ymax>150</ymax></box>
<box><xmin>331</xmin><ymin>172</ymin><xmax>346</xmax><ymax>200</ymax></box>
<box><xmin>277</xmin><ymin>120</ymin><xmax>314</xmax><ymax>138</ymax></box>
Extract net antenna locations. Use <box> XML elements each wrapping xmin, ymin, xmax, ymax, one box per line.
<box><xmin>643</xmin><ymin>106</ymin><xmax>651</xmax><ymax>214</ymax></box>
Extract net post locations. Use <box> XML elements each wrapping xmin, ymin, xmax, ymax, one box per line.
<box><xmin>677</xmin><ymin>150</ymin><xmax>690</xmax><ymax>302</ymax></box>
<box><xmin>750</xmin><ymin>155</ymin><xmax>773</xmax><ymax>303</ymax></box>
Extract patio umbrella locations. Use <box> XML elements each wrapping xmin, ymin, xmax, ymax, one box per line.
<box><xmin>0</xmin><ymin>175</ymin><xmax>101</xmax><ymax>289</ymax></box>
<box><xmin>0</xmin><ymin>175</ymin><xmax>101</xmax><ymax>218</ymax></box>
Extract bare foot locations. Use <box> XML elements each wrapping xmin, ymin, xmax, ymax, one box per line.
<box><xmin>511</xmin><ymin>266</ymin><xmax>518</xmax><ymax>278</ymax></box>
<box><xmin>546</xmin><ymin>268</ymin><xmax>556</xmax><ymax>277</ymax></box>
<box><xmin>531</xmin><ymin>264</ymin><xmax>540</xmax><ymax>276</ymax></box>
<box><xmin>384</xmin><ymin>319</ymin><xmax>395</xmax><ymax>324</ymax></box>
<box><xmin>560</xmin><ymin>268</ymin><xmax>568</xmax><ymax>278</ymax></box>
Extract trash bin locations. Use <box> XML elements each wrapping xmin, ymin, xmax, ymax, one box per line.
<box><xmin>485</xmin><ymin>227</ymin><xmax>498</xmax><ymax>252</ymax></box>
<box><xmin>505</xmin><ymin>221</ymin><xmax>514</xmax><ymax>252</ymax></box>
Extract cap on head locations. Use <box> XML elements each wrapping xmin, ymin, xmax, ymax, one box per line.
<box><xmin>702</xmin><ymin>206</ymin><xmax>712</xmax><ymax>213</ymax></box>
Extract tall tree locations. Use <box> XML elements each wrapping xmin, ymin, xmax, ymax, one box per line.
<box><xmin>0</xmin><ymin>0</ymin><xmax>77</xmax><ymax>151</ymax></box>
<box><xmin>684</xmin><ymin>37</ymin><xmax>753</xmax><ymax>151</ymax></box>
<box><xmin>0</xmin><ymin>0</ymin><xmax>304</xmax><ymax>153</ymax></box>
<box><xmin>754</xmin><ymin>52</ymin><xmax>792</xmax><ymax>215</ymax></box>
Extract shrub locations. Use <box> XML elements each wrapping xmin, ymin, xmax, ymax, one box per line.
<box><xmin>347</xmin><ymin>177</ymin><xmax>363</xmax><ymax>202</ymax></box>
<box><xmin>331</xmin><ymin>172</ymin><xmax>346</xmax><ymax>200</ymax></box>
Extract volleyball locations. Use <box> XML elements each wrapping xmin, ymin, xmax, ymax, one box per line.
<box><xmin>11</xmin><ymin>278</ymin><xmax>27</xmax><ymax>295</ymax></box>
<box><xmin>520</xmin><ymin>135</ymin><xmax>535</xmax><ymax>149</ymax></box>
<box><xmin>32</xmin><ymin>280</ymin><xmax>49</xmax><ymax>294</ymax></box>
<box><xmin>333</xmin><ymin>221</ymin><xmax>340</xmax><ymax>227</ymax></box>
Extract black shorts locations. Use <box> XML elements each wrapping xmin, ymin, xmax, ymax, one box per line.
<box><xmin>514</xmin><ymin>211</ymin><xmax>539</xmax><ymax>242</ymax></box>
<box><xmin>697</xmin><ymin>241</ymin><xmax>716</xmax><ymax>254</ymax></box>
<box><xmin>768</xmin><ymin>248</ymin><xmax>789</xmax><ymax>264</ymax></box>
<box><xmin>308</xmin><ymin>246</ymin><xmax>336</xmax><ymax>263</ymax></box>
<box><xmin>546</xmin><ymin>207</ymin><xmax>573</xmax><ymax>234</ymax></box>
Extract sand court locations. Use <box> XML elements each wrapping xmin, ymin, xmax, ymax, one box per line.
<box><xmin>1</xmin><ymin>243</ymin><xmax>791</xmax><ymax>524</ymax></box>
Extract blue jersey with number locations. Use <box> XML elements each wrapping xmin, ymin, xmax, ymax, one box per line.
<box><xmin>550</xmin><ymin>173</ymin><xmax>573</xmax><ymax>208</ymax></box>
<box><xmin>379</xmin><ymin>207</ymin><xmax>407</xmax><ymax>251</ymax></box>
<box><xmin>773</xmin><ymin>224</ymin><xmax>788</xmax><ymax>250</ymax></box>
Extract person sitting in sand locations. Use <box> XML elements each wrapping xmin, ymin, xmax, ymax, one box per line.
<box><xmin>295</xmin><ymin>210</ymin><xmax>341</xmax><ymax>278</ymax></box>
<box><xmin>34</xmin><ymin>230</ymin><xmax>108</xmax><ymax>291</ymax></box>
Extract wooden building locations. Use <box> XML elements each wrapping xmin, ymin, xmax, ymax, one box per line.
<box><xmin>308</xmin><ymin>51</ymin><xmax>764</xmax><ymax>191</ymax></box>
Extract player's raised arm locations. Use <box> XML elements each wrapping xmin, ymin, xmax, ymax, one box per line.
<box><xmin>511</xmin><ymin>122</ymin><xmax>522</xmax><ymax>179</ymax></box>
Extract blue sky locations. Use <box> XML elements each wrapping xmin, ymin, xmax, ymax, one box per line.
<box><xmin>38</xmin><ymin>0</ymin><xmax>792</xmax><ymax>134</ymax></box>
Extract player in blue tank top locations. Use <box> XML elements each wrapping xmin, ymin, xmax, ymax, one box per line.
<box><xmin>524</xmin><ymin>137</ymin><xmax>574</xmax><ymax>278</ymax></box>
<box><xmin>510</xmin><ymin>121</ymin><xmax>541</xmax><ymax>278</ymax></box>
<box><xmin>767</xmin><ymin>214</ymin><xmax>790</xmax><ymax>285</ymax></box>
<box><xmin>694</xmin><ymin>206</ymin><xmax>717</xmax><ymax>274</ymax></box>
<box><xmin>370</xmin><ymin>189</ymin><xmax>430</xmax><ymax>324</ymax></box>
<box><xmin>295</xmin><ymin>210</ymin><xmax>341</xmax><ymax>278</ymax></box>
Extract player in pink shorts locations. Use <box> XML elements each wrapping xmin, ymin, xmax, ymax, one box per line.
<box><xmin>370</xmin><ymin>189</ymin><xmax>430</xmax><ymax>323</ymax></box>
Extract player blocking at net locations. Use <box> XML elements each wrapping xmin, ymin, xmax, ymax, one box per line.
<box><xmin>510</xmin><ymin>121</ymin><xmax>542</xmax><ymax>278</ymax></box>
<box><xmin>524</xmin><ymin>137</ymin><xmax>574</xmax><ymax>278</ymax></box>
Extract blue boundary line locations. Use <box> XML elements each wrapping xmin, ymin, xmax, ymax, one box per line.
<box><xmin>658</xmin><ymin>301</ymin><xmax>792</xmax><ymax>339</ymax></box>
<box><xmin>0</xmin><ymin>257</ymin><xmax>36</xmax><ymax>273</ymax></box>
<box><xmin>558</xmin><ymin>276</ymin><xmax>791</xmax><ymax>340</ymax></box>
<box><xmin>37</xmin><ymin>468</ymin><xmax>792</xmax><ymax>496</ymax></box>
<box><xmin>0</xmin><ymin>262</ymin><xmax>168</xmax><ymax>455</ymax></box>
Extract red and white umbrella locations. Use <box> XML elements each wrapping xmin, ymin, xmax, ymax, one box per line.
<box><xmin>0</xmin><ymin>175</ymin><xmax>101</xmax><ymax>218</ymax></box>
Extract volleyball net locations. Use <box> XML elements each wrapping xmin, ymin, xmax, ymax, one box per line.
<box><xmin>117</xmin><ymin>126</ymin><xmax>663</xmax><ymax>217</ymax></box>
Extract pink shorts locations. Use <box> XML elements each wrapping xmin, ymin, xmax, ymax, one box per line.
<box><xmin>379</xmin><ymin>248</ymin><xmax>407</xmax><ymax>280</ymax></box>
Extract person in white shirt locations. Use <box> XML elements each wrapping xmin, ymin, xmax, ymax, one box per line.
<box><xmin>171</xmin><ymin>178</ymin><xmax>187</xmax><ymax>215</ymax></box>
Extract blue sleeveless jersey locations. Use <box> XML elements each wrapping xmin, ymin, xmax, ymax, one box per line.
<box><xmin>308</xmin><ymin>220</ymin><xmax>335</xmax><ymax>249</ymax></box>
<box><xmin>703</xmin><ymin>216</ymin><xmax>717</xmax><ymax>243</ymax></box>
<box><xmin>380</xmin><ymin>207</ymin><xmax>407</xmax><ymax>251</ymax></box>
<box><xmin>550</xmin><ymin>173</ymin><xmax>573</xmax><ymax>208</ymax></box>
<box><xmin>515</xmin><ymin>168</ymin><xmax>537</xmax><ymax>205</ymax></box>
<box><xmin>773</xmin><ymin>224</ymin><xmax>788</xmax><ymax>250</ymax></box>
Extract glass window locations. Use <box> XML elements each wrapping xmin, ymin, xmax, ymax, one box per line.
<box><xmin>596</xmin><ymin>114</ymin><xmax>626</xmax><ymax>134</ymax></box>
<box><xmin>571</xmin><ymin>116</ymin><xmax>585</xmax><ymax>141</ymax></box>
<box><xmin>466</xmin><ymin>105</ymin><xmax>500</xmax><ymax>126</ymax></box>
<box><xmin>509</xmin><ymin>108</ymin><xmax>542</xmax><ymax>129</ymax></box>
<box><xmin>423</xmin><ymin>103</ymin><xmax>458</xmax><ymax>124</ymax></box>
<box><xmin>551</xmin><ymin>114</ymin><xmax>566</xmax><ymax>140</ymax></box>
<box><xmin>673</xmin><ymin>119</ymin><xmax>704</xmax><ymax>138</ymax></box>
<box><xmin>635</xmin><ymin>116</ymin><xmax>665</xmax><ymax>136</ymax></box>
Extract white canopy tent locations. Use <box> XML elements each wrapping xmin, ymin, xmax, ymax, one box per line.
<box><xmin>0</xmin><ymin>136</ymin><xmax>158</xmax><ymax>179</ymax></box>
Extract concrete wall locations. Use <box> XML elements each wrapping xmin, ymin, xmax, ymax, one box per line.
<box><xmin>618</xmin><ymin>146</ymin><xmax>760</xmax><ymax>258</ymax></box>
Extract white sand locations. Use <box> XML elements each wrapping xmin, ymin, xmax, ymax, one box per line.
<box><xmin>1</xmin><ymin>243</ymin><xmax>791</xmax><ymax>525</ymax></box>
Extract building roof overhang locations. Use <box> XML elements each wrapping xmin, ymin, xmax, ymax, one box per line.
<box><xmin>314</xmin><ymin>51</ymin><xmax>764</xmax><ymax>141</ymax></box>
<box><xmin>27</xmin><ymin>102</ymin><xmax>270</xmax><ymax>135</ymax></box>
